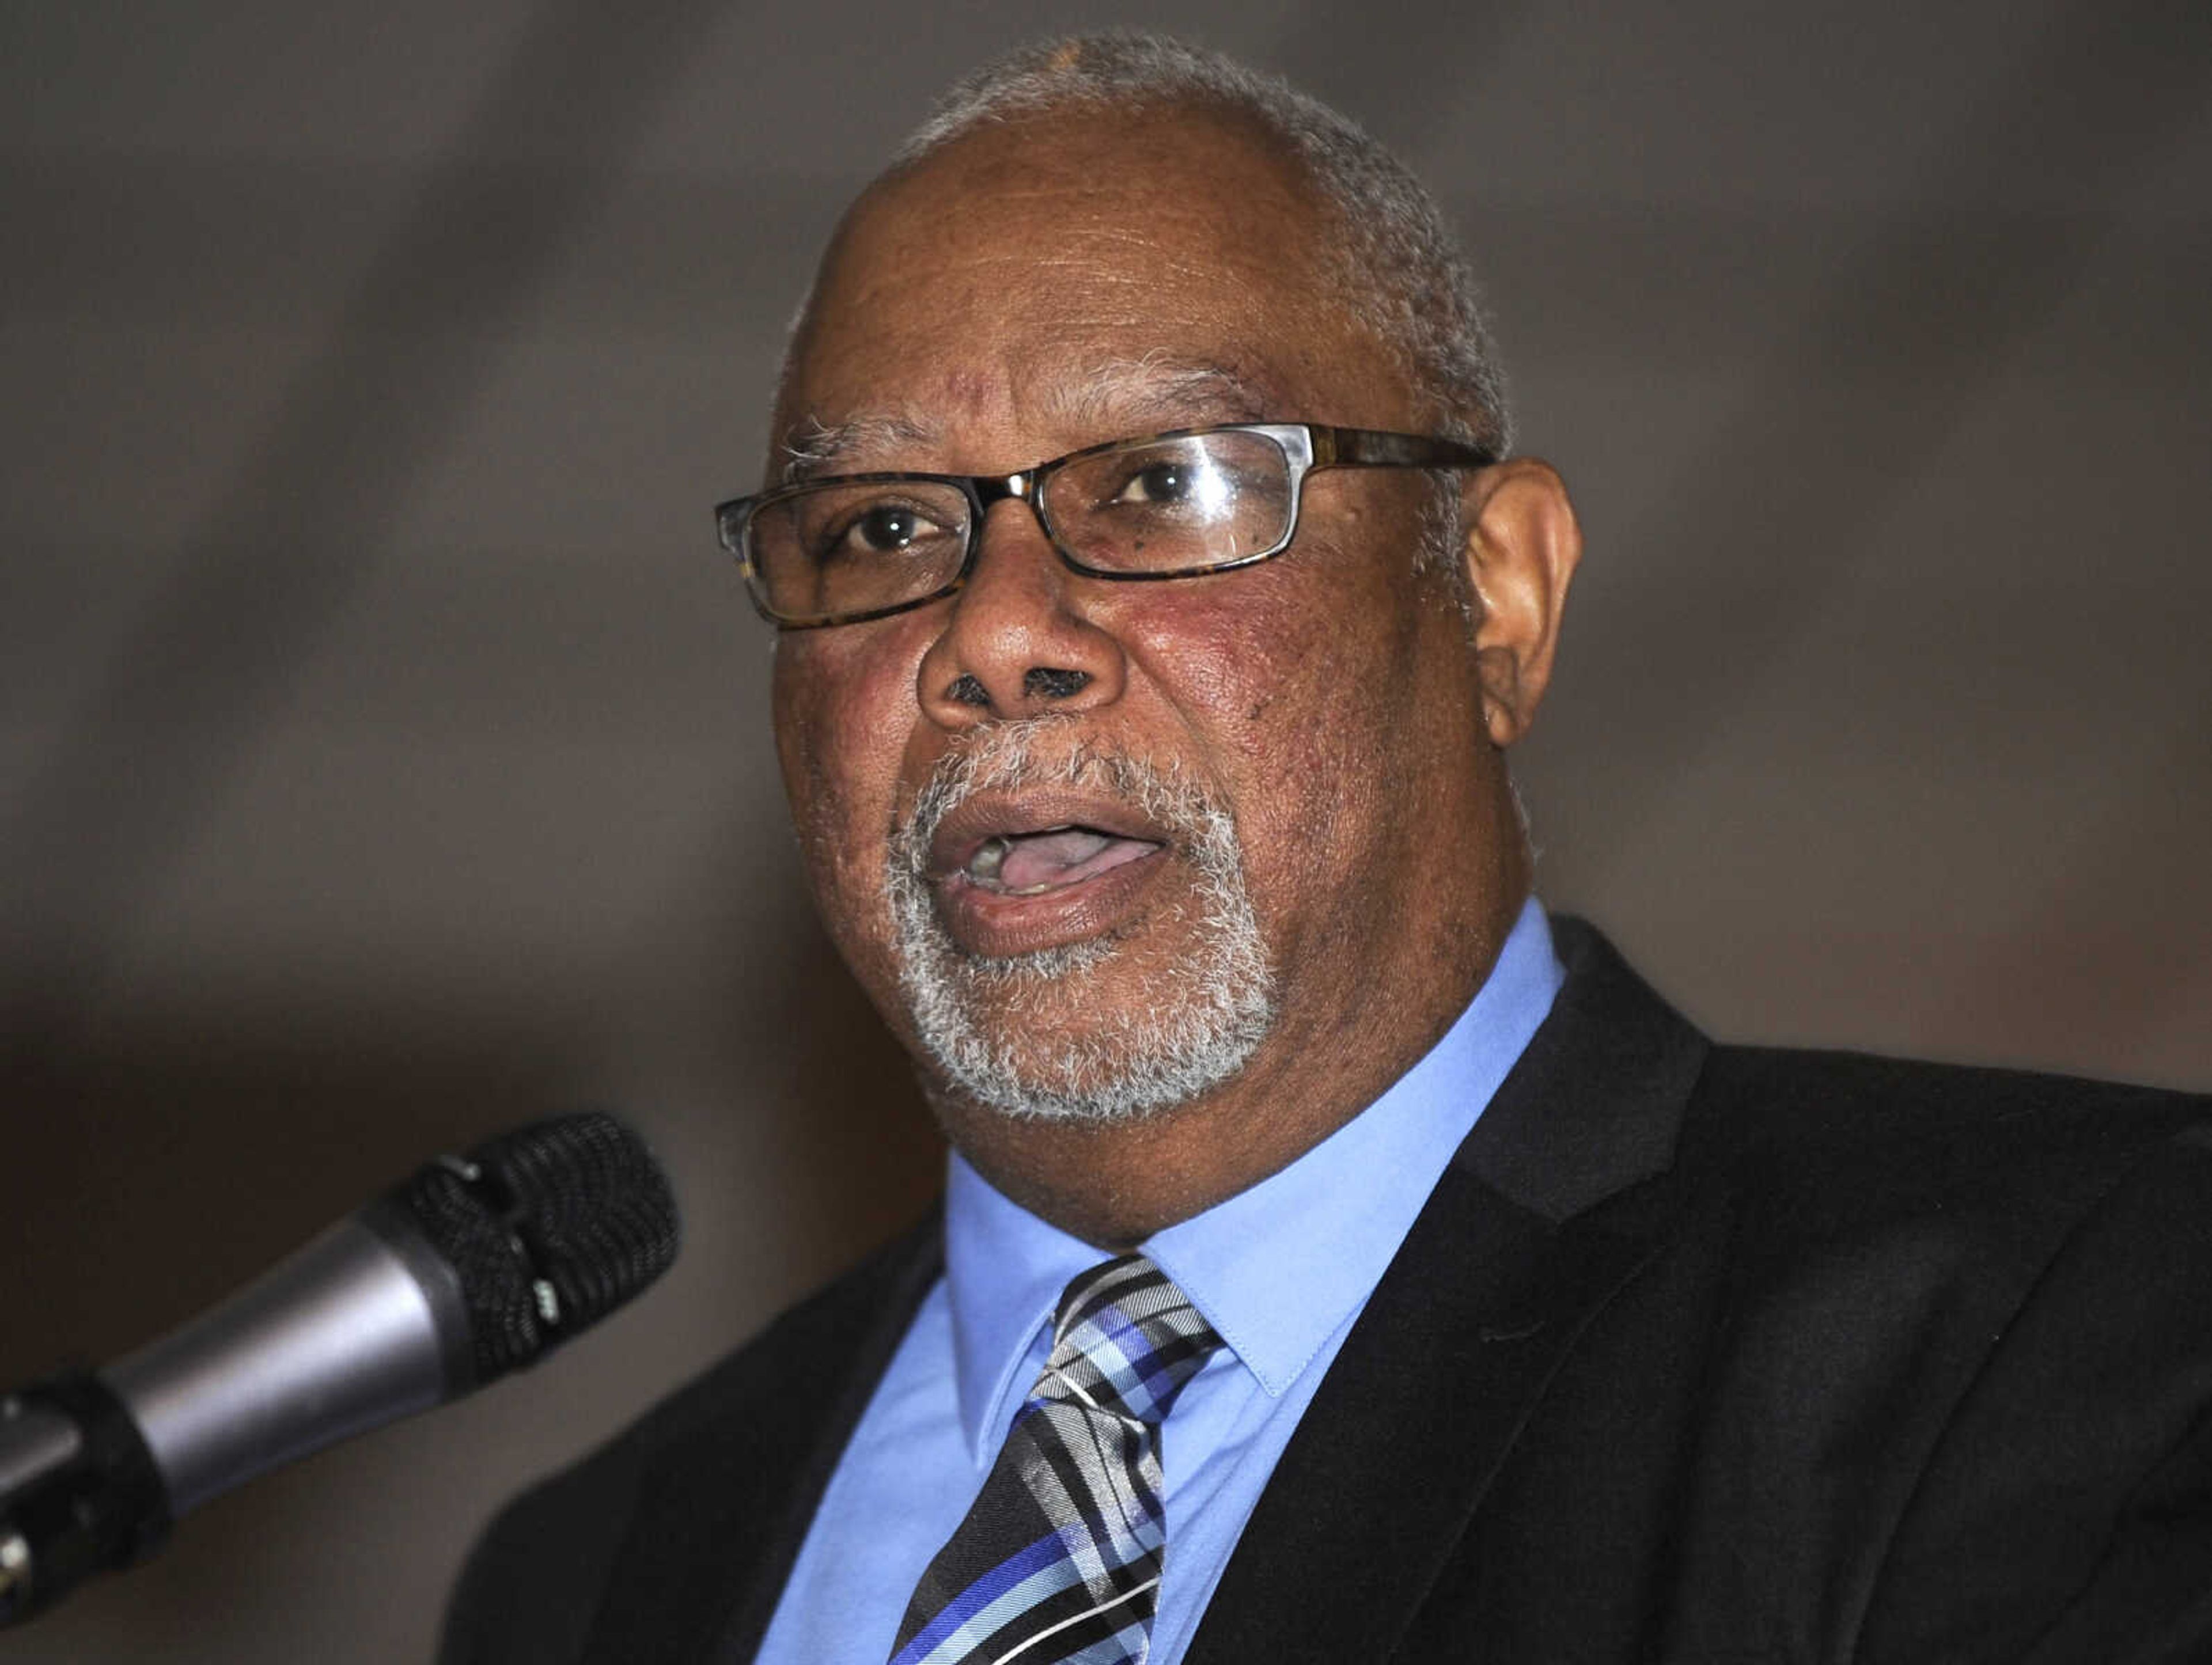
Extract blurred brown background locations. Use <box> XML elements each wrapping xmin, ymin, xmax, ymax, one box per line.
<box><xmin>2</xmin><ymin>1</ymin><xmax>2206</xmax><ymax>1658</ymax></box>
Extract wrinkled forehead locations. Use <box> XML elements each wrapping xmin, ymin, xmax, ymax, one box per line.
<box><xmin>774</xmin><ymin>104</ymin><xmax>1402</xmax><ymax>476</ymax></box>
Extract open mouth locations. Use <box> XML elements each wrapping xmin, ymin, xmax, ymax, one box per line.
<box><xmin>960</xmin><ymin>824</ymin><xmax>1165</xmax><ymax>896</ymax></box>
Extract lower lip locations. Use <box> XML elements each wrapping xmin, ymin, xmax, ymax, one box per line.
<box><xmin>931</xmin><ymin>845</ymin><xmax>1171</xmax><ymax>958</ymax></box>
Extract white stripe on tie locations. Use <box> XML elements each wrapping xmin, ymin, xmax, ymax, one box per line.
<box><xmin>988</xmin><ymin>1575</ymin><xmax>1164</xmax><ymax>1665</ymax></box>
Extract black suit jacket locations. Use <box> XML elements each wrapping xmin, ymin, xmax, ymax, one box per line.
<box><xmin>442</xmin><ymin>921</ymin><xmax>2212</xmax><ymax>1662</ymax></box>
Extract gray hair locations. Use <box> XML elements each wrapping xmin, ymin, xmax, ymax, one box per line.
<box><xmin>890</xmin><ymin>32</ymin><xmax>1513</xmax><ymax>456</ymax></box>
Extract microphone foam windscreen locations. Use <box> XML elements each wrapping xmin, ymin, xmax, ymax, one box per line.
<box><xmin>471</xmin><ymin>1112</ymin><xmax>681</xmax><ymax>1338</ymax></box>
<box><xmin>391</xmin><ymin>1112</ymin><xmax>680</xmax><ymax>1387</ymax></box>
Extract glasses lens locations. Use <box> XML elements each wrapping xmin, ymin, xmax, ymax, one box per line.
<box><xmin>745</xmin><ymin>480</ymin><xmax>972</xmax><ymax>623</ymax></box>
<box><xmin>1046</xmin><ymin>431</ymin><xmax>1294</xmax><ymax>574</ymax></box>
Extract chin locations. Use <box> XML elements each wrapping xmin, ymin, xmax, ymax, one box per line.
<box><xmin>889</xmin><ymin>893</ymin><xmax>1277</xmax><ymax>1125</ymax></box>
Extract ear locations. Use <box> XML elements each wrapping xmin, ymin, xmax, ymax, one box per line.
<box><xmin>1458</xmin><ymin>458</ymin><xmax>1581</xmax><ymax>748</ymax></box>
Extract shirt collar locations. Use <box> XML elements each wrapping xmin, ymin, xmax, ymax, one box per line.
<box><xmin>943</xmin><ymin>896</ymin><xmax>1563</xmax><ymax>1462</ymax></box>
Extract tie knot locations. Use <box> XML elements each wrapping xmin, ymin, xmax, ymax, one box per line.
<box><xmin>1035</xmin><ymin>1253</ymin><xmax>1222</xmax><ymax>1427</ymax></box>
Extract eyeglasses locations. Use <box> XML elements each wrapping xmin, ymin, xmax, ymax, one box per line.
<box><xmin>715</xmin><ymin>423</ymin><xmax>1497</xmax><ymax>629</ymax></box>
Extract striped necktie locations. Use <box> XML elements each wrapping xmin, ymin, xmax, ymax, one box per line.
<box><xmin>888</xmin><ymin>1253</ymin><xmax>1224</xmax><ymax>1665</ymax></box>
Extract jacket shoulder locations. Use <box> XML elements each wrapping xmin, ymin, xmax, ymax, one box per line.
<box><xmin>1671</xmin><ymin>1044</ymin><xmax>2212</xmax><ymax>1309</ymax></box>
<box><xmin>1687</xmin><ymin>1043</ymin><xmax>2211</xmax><ymax>1211</ymax></box>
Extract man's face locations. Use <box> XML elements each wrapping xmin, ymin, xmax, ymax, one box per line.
<box><xmin>769</xmin><ymin>105</ymin><xmax>1515</xmax><ymax>1145</ymax></box>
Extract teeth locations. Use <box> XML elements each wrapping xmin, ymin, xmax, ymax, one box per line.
<box><xmin>967</xmin><ymin>836</ymin><xmax>1010</xmax><ymax>883</ymax></box>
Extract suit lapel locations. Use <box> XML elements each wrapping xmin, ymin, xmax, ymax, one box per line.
<box><xmin>1188</xmin><ymin>920</ymin><xmax>1709</xmax><ymax>1662</ymax></box>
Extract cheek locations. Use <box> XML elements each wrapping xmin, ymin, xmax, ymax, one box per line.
<box><xmin>1122</xmin><ymin>560</ymin><xmax>1334</xmax><ymax>731</ymax></box>
<box><xmin>771</xmin><ymin>635</ymin><xmax>918</xmax><ymax>946</ymax></box>
<box><xmin>1126</xmin><ymin>564</ymin><xmax>1410</xmax><ymax>836</ymax></box>
<box><xmin>1115</xmin><ymin>536</ymin><xmax>1453</xmax><ymax>936</ymax></box>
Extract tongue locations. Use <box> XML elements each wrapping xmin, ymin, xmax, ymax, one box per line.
<box><xmin>998</xmin><ymin>828</ymin><xmax>1156</xmax><ymax>892</ymax></box>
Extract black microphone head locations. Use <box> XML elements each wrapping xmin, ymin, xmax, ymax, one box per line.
<box><xmin>386</xmin><ymin>1112</ymin><xmax>679</xmax><ymax>1389</ymax></box>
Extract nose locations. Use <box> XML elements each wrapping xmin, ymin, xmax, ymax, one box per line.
<box><xmin>916</xmin><ymin>499</ymin><xmax>1126</xmax><ymax>728</ymax></box>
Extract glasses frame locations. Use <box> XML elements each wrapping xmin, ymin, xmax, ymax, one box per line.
<box><xmin>714</xmin><ymin>422</ymin><xmax>1499</xmax><ymax>630</ymax></box>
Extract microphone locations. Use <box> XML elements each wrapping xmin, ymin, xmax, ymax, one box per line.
<box><xmin>0</xmin><ymin>1110</ymin><xmax>679</xmax><ymax>1626</ymax></box>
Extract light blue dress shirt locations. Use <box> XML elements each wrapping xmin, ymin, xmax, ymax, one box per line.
<box><xmin>756</xmin><ymin>897</ymin><xmax>1564</xmax><ymax>1664</ymax></box>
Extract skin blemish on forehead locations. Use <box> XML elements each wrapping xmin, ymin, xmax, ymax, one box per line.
<box><xmin>940</xmin><ymin>367</ymin><xmax>998</xmax><ymax>412</ymax></box>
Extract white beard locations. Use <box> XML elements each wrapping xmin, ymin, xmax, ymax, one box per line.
<box><xmin>884</xmin><ymin>722</ymin><xmax>1276</xmax><ymax>1122</ymax></box>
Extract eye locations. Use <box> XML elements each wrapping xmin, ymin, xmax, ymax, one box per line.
<box><xmin>801</xmin><ymin>494</ymin><xmax>961</xmax><ymax>563</ymax></box>
<box><xmin>849</xmin><ymin>503</ymin><xmax>923</xmax><ymax>551</ymax></box>
<box><xmin>1099</xmin><ymin>451</ymin><xmax>1239</xmax><ymax>521</ymax></box>
<box><xmin>1110</xmin><ymin>460</ymin><xmax>1193</xmax><ymax>505</ymax></box>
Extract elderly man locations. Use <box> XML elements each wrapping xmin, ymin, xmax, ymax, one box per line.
<box><xmin>443</xmin><ymin>36</ymin><xmax>2212</xmax><ymax>1665</ymax></box>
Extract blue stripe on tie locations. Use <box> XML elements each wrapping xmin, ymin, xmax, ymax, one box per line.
<box><xmin>889</xmin><ymin>1527</ymin><xmax>1086</xmax><ymax>1665</ymax></box>
<box><xmin>1081</xmin><ymin>1331</ymin><xmax>1141</xmax><ymax>1404</ymax></box>
<box><xmin>1074</xmin><ymin>1313</ymin><xmax>1196</xmax><ymax>1423</ymax></box>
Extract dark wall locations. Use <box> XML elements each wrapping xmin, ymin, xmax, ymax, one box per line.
<box><xmin>3</xmin><ymin>2</ymin><xmax>2206</xmax><ymax>1658</ymax></box>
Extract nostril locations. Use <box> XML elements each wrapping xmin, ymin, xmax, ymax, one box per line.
<box><xmin>946</xmin><ymin>673</ymin><xmax>991</xmax><ymax>708</ymax></box>
<box><xmin>1024</xmin><ymin>667</ymin><xmax>1092</xmax><ymax>701</ymax></box>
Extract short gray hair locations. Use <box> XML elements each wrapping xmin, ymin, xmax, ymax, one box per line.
<box><xmin>891</xmin><ymin>32</ymin><xmax>1513</xmax><ymax>456</ymax></box>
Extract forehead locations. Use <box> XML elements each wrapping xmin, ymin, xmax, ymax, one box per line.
<box><xmin>781</xmin><ymin>104</ymin><xmax>1403</xmax><ymax>469</ymax></box>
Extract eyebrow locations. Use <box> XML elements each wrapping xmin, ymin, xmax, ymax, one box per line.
<box><xmin>777</xmin><ymin>412</ymin><xmax>942</xmax><ymax>485</ymax></box>
<box><xmin>777</xmin><ymin>354</ymin><xmax>1285</xmax><ymax>486</ymax></box>
<box><xmin>1053</xmin><ymin>354</ymin><xmax>1278</xmax><ymax>431</ymax></box>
